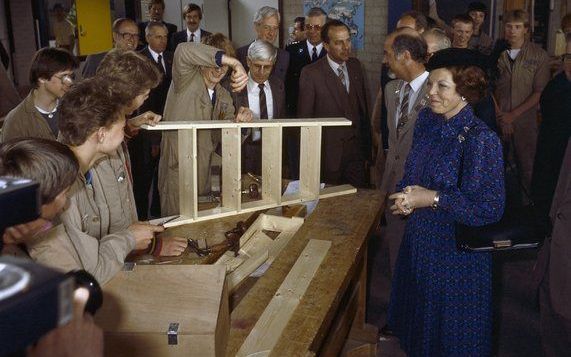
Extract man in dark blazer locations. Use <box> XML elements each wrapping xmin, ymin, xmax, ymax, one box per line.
<box><xmin>137</xmin><ymin>0</ymin><xmax>177</xmax><ymax>50</ymax></box>
<box><xmin>232</xmin><ymin>40</ymin><xmax>285</xmax><ymax>175</ymax></box>
<box><xmin>379</xmin><ymin>28</ymin><xmax>429</xmax><ymax>275</ymax></box>
<box><xmin>285</xmin><ymin>7</ymin><xmax>327</xmax><ymax>117</ymax></box>
<box><xmin>130</xmin><ymin>22</ymin><xmax>173</xmax><ymax>219</ymax></box>
<box><xmin>170</xmin><ymin>3</ymin><xmax>212</xmax><ymax>52</ymax></box>
<box><xmin>535</xmin><ymin>138</ymin><xmax>571</xmax><ymax>356</ymax></box>
<box><xmin>297</xmin><ymin>20</ymin><xmax>371</xmax><ymax>188</ymax></box>
<box><xmin>236</xmin><ymin>6</ymin><xmax>289</xmax><ymax>83</ymax></box>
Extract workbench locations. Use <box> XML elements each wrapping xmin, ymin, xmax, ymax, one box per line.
<box><xmin>130</xmin><ymin>189</ymin><xmax>384</xmax><ymax>356</ymax></box>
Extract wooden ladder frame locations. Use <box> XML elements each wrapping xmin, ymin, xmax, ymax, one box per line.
<box><xmin>143</xmin><ymin>118</ymin><xmax>356</xmax><ymax>227</ymax></box>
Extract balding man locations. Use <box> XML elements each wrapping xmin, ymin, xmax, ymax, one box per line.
<box><xmin>82</xmin><ymin>18</ymin><xmax>139</xmax><ymax>78</ymax></box>
<box><xmin>236</xmin><ymin>6</ymin><xmax>289</xmax><ymax>83</ymax></box>
<box><xmin>380</xmin><ymin>28</ymin><xmax>430</xmax><ymax>275</ymax></box>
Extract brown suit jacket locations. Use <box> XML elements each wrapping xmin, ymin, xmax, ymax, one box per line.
<box><xmin>1</xmin><ymin>91</ymin><xmax>55</xmax><ymax>142</ymax></box>
<box><xmin>379</xmin><ymin>77</ymin><xmax>429</xmax><ymax>195</ymax></box>
<box><xmin>0</xmin><ymin>65</ymin><xmax>20</xmax><ymax>118</ymax></box>
<box><xmin>535</xmin><ymin>138</ymin><xmax>571</xmax><ymax>319</ymax></box>
<box><xmin>297</xmin><ymin>56</ymin><xmax>371</xmax><ymax>182</ymax></box>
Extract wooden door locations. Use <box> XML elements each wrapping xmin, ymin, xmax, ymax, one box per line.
<box><xmin>75</xmin><ymin>0</ymin><xmax>113</xmax><ymax>56</ymax></box>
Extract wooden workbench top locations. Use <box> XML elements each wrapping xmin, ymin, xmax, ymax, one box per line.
<box><xmin>226</xmin><ymin>189</ymin><xmax>384</xmax><ymax>356</ymax></box>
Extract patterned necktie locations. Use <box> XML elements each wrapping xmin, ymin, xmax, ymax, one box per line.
<box><xmin>258</xmin><ymin>83</ymin><xmax>268</xmax><ymax>119</ymax></box>
<box><xmin>190</xmin><ymin>33</ymin><xmax>195</xmax><ymax>42</ymax></box>
<box><xmin>156</xmin><ymin>54</ymin><xmax>165</xmax><ymax>74</ymax></box>
<box><xmin>397</xmin><ymin>84</ymin><xmax>412</xmax><ymax>135</ymax></box>
<box><xmin>337</xmin><ymin>65</ymin><xmax>347</xmax><ymax>93</ymax></box>
<box><xmin>312</xmin><ymin>47</ymin><xmax>318</xmax><ymax>62</ymax></box>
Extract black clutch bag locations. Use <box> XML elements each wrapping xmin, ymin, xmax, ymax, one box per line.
<box><xmin>455</xmin><ymin>129</ymin><xmax>543</xmax><ymax>252</ymax></box>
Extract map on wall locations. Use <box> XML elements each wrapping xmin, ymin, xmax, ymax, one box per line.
<box><xmin>303</xmin><ymin>0</ymin><xmax>365</xmax><ymax>50</ymax></box>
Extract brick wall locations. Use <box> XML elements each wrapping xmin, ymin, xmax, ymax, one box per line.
<box><xmin>282</xmin><ymin>0</ymin><xmax>388</xmax><ymax>102</ymax></box>
<box><xmin>9</xmin><ymin>0</ymin><xmax>37</xmax><ymax>88</ymax></box>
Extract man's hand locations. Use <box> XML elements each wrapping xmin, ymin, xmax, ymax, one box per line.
<box><xmin>497</xmin><ymin>111</ymin><xmax>516</xmax><ymax>141</ymax></box>
<box><xmin>128</xmin><ymin>222</ymin><xmax>165</xmax><ymax>250</ymax></box>
<box><xmin>159</xmin><ymin>236</ymin><xmax>188</xmax><ymax>256</ymax></box>
<box><xmin>129</xmin><ymin>111</ymin><xmax>162</xmax><ymax>128</ymax></box>
<box><xmin>229</xmin><ymin>61</ymin><xmax>248</xmax><ymax>92</ymax></box>
<box><xmin>2</xmin><ymin>219</ymin><xmax>52</xmax><ymax>245</ymax></box>
<box><xmin>27</xmin><ymin>288</ymin><xmax>103</xmax><ymax>357</ymax></box>
<box><xmin>234</xmin><ymin>106</ymin><xmax>253</xmax><ymax>122</ymax></box>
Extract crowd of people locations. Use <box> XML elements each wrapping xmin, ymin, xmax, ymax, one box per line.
<box><xmin>0</xmin><ymin>0</ymin><xmax>570</xmax><ymax>355</ymax></box>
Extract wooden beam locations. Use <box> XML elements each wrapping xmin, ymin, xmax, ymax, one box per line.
<box><xmin>221</xmin><ymin>127</ymin><xmax>241</xmax><ymax>211</ymax></box>
<box><xmin>178</xmin><ymin>129</ymin><xmax>197</xmax><ymax>218</ymax></box>
<box><xmin>236</xmin><ymin>239</ymin><xmax>332</xmax><ymax>356</ymax></box>
<box><xmin>261</xmin><ymin>126</ymin><xmax>282</xmax><ymax>205</ymax></box>
<box><xmin>299</xmin><ymin>125</ymin><xmax>322</xmax><ymax>201</ymax></box>
<box><xmin>141</xmin><ymin>118</ymin><xmax>352</xmax><ymax>130</ymax></box>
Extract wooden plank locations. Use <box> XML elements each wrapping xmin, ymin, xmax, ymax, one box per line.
<box><xmin>319</xmin><ymin>185</ymin><xmax>357</xmax><ymax>199</ymax></box>
<box><xmin>261</xmin><ymin>126</ymin><xmax>282</xmax><ymax>205</ymax></box>
<box><xmin>221</xmin><ymin>127</ymin><xmax>241</xmax><ymax>211</ymax></box>
<box><xmin>226</xmin><ymin>250</ymin><xmax>269</xmax><ymax>291</ymax></box>
<box><xmin>178</xmin><ymin>129</ymin><xmax>197</xmax><ymax>219</ymax></box>
<box><xmin>299</xmin><ymin>126</ymin><xmax>322</xmax><ymax>201</ymax></box>
<box><xmin>236</xmin><ymin>239</ymin><xmax>332</xmax><ymax>356</ymax></box>
<box><xmin>141</xmin><ymin>118</ymin><xmax>352</xmax><ymax>131</ymax></box>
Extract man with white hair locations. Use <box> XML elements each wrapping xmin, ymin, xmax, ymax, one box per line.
<box><xmin>233</xmin><ymin>40</ymin><xmax>285</xmax><ymax>174</ymax></box>
<box><xmin>236</xmin><ymin>6</ymin><xmax>290</xmax><ymax>83</ymax></box>
<box><xmin>422</xmin><ymin>27</ymin><xmax>451</xmax><ymax>58</ymax></box>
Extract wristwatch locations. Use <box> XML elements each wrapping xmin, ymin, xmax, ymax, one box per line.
<box><xmin>431</xmin><ymin>192</ymin><xmax>440</xmax><ymax>209</ymax></box>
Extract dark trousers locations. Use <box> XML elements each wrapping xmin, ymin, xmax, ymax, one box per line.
<box><xmin>540</xmin><ymin>275</ymin><xmax>571</xmax><ymax>356</ymax></box>
<box><xmin>128</xmin><ymin>132</ymin><xmax>161</xmax><ymax>220</ymax></box>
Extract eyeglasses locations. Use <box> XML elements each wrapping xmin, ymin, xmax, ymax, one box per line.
<box><xmin>250</xmin><ymin>62</ymin><xmax>273</xmax><ymax>73</ymax></box>
<box><xmin>305</xmin><ymin>24</ymin><xmax>322</xmax><ymax>31</ymax></box>
<box><xmin>54</xmin><ymin>73</ymin><xmax>75</xmax><ymax>85</ymax></box>
<box><xmin>118</xmin><ymin>32</ymin><xmax>140</xmax><ymax>40</ymax></box>
<box><xmin>259</xmin><ymin>25</ymin><xmax>279</xmax><ymax>32</ymax></box>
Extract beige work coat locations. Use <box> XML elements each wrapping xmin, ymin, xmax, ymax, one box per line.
<box><xmin>158</xmin><ymin>43</ymin><xmax>235</xmax><ymax>216</ymax></box>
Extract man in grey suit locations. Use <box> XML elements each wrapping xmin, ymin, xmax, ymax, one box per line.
<box><xmin>232</xmin><ymin>40</ymin><xmax>286</xmax><ymax>175</ymax></box>
<box><xmin>236</xmin><ymin>6</ymin><xmax>289</xmax><ymax>83</ymax></box>
<box><xmin>380</xmin><ymin>28</ymin><xmax>430</xmax><ymax>274</ymax></box>
<box><xmin>81</xmin><ymin>18</ymin><xmax>139</xmax><ymax>78</ymax></box>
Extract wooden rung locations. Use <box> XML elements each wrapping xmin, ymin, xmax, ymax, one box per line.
<box><xmin>261</xmin><ymin>126</ymin><xmax>282</xmax><ymax>205</ymax></box>
<box><xmin>178</xmin><ymin>129</ymin><xmax>197</xmax><ymax>218</ymax></box>
<box><xmin>236</xmin><ymin>239</ymin><xmax>332</xmax><ymax>356</ymax></box>
<box><xmin>221</xmin><ymin>127</ymin><xmax>241</xmax><ymax>211</ymax></box>
<box><xmin>299</xmin><ymin>125</ymin><xmax>322</xmax><ymax>201</ymax></box>
<box><xmin>319</xmin><ymin>184</ymin><xmax>357</xmax><ymax>199</ymax></box>
<box><xmin>141</xmin><ymin>118</ymin><xmax>352</xmax><ymax>130</ymax></box>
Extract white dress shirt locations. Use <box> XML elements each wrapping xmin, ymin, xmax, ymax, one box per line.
<box><xmin>247</xmin><ymin>75</ymin><xmax>274</xmax><ymax>141</ymax></box>
<box><xmin>148</xmin><ymin>47</ymin><xmax>165</xmax><ymax>72</ymax></box>
<box><xmin>395</xmin><ymin>71</ymin><xmax>429</xmax><ymax>126</ymax></box>
<box><xmin>306</xmin><ymin>41</ymin><xmax>324</xmax><ymax>58</ymax></box>
<box><xmin>186</xmin><ymin>28</ymin><xmax>203</xmax><ymax>43</ymax></box>
<box><xmin>327</xmin><ymin>54</ymin><xmax>350</xmax><ymax>92</ymax></box>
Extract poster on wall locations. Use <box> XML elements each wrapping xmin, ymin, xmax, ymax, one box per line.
<box><xmin>303</xmin><ymin>0</ymin><xmax>365</xmax><ymax>50</ymax></box>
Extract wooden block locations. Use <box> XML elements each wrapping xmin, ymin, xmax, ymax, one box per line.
<box><xmin>236</xmin><ymin>239</ymin><xmax>332</xmax><ymax>356</ymax></box>
<box><xmin>221</xmin><ymin>127</ymin><xmax>241</xmax><ymax>211</ymax></box>
<box><xmin>299</xmin><ymin>126</ymin><xmax>322</xmax><ymax>201</ymax></box>
<box><xmin>261</xmin><ymin>126</ymin><xmax>282</xmax><ymax>205</ymax></box>
<box><xmin>95</xmin><ymin>265</ymin><xmax>229</xmax><ymax>357</ymax></box>
<box><xmin>178</xmin><ymin>129</ymin><xmax>197</xmax><ymax>219</ymax></box>
<box><xmin>141</xmin><ymin>118</ymin><xmax>352</xmax><ymax>131</ymax></box>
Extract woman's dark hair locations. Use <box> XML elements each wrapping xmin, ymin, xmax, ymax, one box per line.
<box><xmin>96</xmin><ymin>49</ymin><xmax>161</xmax><ymax>105</ymax></box>
<box><xmin>29</xmin><ymin>47</ymin><xmax>78</xmax><ymax>88</ymax></box>
<box><xmin>448</xmin><ymin>65</ymin><xmax>488</xmax><ymax>104</ymax></box>
<box><xmin>0</xmin><ymin>138</ymin><xmax>79</xmax><ymax>204</ymax></box>
<box><xmin>58</xmin><ymin>77</ymin><xmax>124</xmax><ymax>146</ymax></box>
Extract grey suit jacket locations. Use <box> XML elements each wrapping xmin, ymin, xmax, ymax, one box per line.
<box><xmin>236</xmin><ymin>44</ymin><xmax>289</xmax><ymax>83</ymax></box>
<box><xmin>379</xmin><ymin>77</ymin><xmax>429</xmax><ymax>195</ymax></box>
<box><xmin>81</xmin><ymin>51</ymin><xmax>107</xmax><ymax>79</ymax></box>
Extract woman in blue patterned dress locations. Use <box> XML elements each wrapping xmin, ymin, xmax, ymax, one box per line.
<box><xmin>387</xmin><ymin>48</ymin><xmax>505</xmax><ymax>356</ymax></box>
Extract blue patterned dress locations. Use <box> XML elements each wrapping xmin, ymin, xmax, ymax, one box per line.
<box><xmin>387</xmin><ymin>105</ymin><xmax>505</xmax><ymax>356</ymax></box>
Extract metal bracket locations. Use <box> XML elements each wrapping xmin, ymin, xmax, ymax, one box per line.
<box><xmin>494</xmin><ymin>240</ymin><xmax>512</xmax><ymax>249</ymax></box>
<box><xmin>167</xmin><ymin>323</ymin><xmax>180</xmax><ymax>345</ymax></box>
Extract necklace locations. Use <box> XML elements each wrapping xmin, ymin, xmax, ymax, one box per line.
<box><xmin>35</xmin><ymin>99</ymin><xmax>59</xmax><ymax>118</ymax></box>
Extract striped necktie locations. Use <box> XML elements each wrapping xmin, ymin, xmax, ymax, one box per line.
<box><xmin>397</xmin><ymin>84</ymin><xmax>412</xmax><ymax>135</ymax></box>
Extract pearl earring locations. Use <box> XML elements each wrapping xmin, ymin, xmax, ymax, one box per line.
<box><xmin>461</xmin><ymin>96</ymin><xmax>466</xmax><ymax>102</ymax></box>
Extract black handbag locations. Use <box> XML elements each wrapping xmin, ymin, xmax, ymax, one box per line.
<box><xmin>455</xmin><ymin>128</ymin><xmax>542</xmax><ymax>252</ymax></box>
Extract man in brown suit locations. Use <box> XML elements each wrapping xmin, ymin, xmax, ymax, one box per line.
<box><xmin>380</xmin><ymin>28</ymin><xmax>430</xmax><ymax>274</ymax></box>
<box><xmin>535</xmin><ymin>138</ymin><xmax>571</xmax><ymax>355</ymax></box>
<box><xmin>232</xmin><ymin>40</ymin><xmax>285</xmax><ymax>174</ymax></box>
<box><xmin>297</xmin><ymin>20</ymin><xmax>371</xmax><ymax>187</ymax></box>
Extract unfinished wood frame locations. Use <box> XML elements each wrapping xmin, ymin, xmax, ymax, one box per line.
<box><xmin>143</xmin><ymin>119</ymin><xmax>356</xmax><ymax>227</ymax></box>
